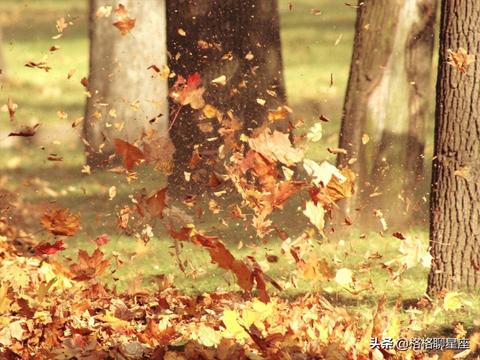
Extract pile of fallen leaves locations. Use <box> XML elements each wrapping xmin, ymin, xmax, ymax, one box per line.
<box><xmin>0</xmin><ymin>235</ymin><xmax>440</xmax><ymax>359</ymax></box>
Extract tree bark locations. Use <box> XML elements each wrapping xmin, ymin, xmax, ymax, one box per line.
<box><xmin>84</xmin><ymin>0</ymin><xmax>169</xmax><ymax>168</ymax></box>
<box><xmin>427</xmin><ymin>0</ymin><xmax>480</xmax><ymax>294</ymax></box>
<box><xmin>337</xmin><ymin>0</ymin><xmax>436</xmax><ymax>228</ymax></box>
<box><xmin>167</xmin><ymin>0</ymin><xmax>287</xmax><ymax>197</ymax></box>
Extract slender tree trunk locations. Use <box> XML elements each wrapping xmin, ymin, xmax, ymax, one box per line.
<box><xmin>337</xmin><ymin>0</ymin><xmax>436</xmax><ymax>229</ymax></box>
<box><xmin>167</xmin><ymin>0</ymin><xmax>287</xmax><ymax>197</ymax></box>
<box><xmin>427</xmin><ymin>0</ymin><xmax>480</xmax><ymax>293</ymax></box>
<box><xmin>84</xmin><ymin>0</ymin><xmax>169</xmax><ymax>168</ymax></box>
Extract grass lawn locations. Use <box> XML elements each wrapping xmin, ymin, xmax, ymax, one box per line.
<box><xmin>1</xmin><ymin>0</ymin><xmax>478</xmax><ymax>339</ymax></box>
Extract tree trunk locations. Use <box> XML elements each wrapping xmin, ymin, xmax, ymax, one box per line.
<box><xmin>336</xmin><ymin>0</ymin><xmax>436</xmax><ymax>229</ymax></box>
<box><xmin>84</xmin><ymin>0</ymin><xmax>169</xmax><ymax>168</ymax></box>
<box><xmin>166</xmin><ymin>0</ymin><xmax>287</xmax><ymax>197</ymax></box>
<box><xmin>427</xmin><ymin>0</ymin><xmax>480</xmax><ymax>294</ymax></box>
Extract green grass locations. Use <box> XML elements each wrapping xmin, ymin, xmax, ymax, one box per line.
<box><xmin>0</xmin><ymin>0</ymin><xmax>478</xmax><ymax>339</ymax></box>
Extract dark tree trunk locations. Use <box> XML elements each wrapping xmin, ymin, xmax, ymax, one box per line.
<box><xmin>427</xmin><ymin>0</ymin><xmax>480</xmax><ymax>293</ymax></box>
<box><xmin>84</xmin><ymin>0</ymin><xmax>169</xmax><ymax>168</ymax></box>
<box><xmin>337</xmin><ymin>0</ymin><xmax>436</xmax><ymax>228</ymax></box>
<box><xmin>167</xmin><ymin>0</ymin><xmax>287</xmax><ymax>197</ymax></box>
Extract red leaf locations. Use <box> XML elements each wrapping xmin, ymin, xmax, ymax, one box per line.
<box><xmin>95</xmin><ymin>234</ymin><xmax>109</xmax><ymax>246</ymax></box>
<box><xmin>114</xmin><ymin>139</ymin><xmax>145</xmax><ymax>171</ymax></box>
<box><xmin>35</xmin><ymin>240</ymin><xmax>65</xmax><ymax>256</ymax></box>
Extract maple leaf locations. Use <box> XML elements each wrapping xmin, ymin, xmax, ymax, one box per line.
<box><xmin>56</xmin><ymin>17</ymin><xmax>68</xmax><ymax>33</ymax></box>
<box><xmin>115</xmin><ymin>139</ymin><xmax>145</xmax><ymax>171</ymax></box>
<box><xmin>70</xmin><ymin>248</ymin><xmax>109</xmax><ymax>281</ymax></box>
<box><xmin>35</xmin><ymin>240</ymin><xmax>65</xmax><ymax>256</ymax></box>
<box><xmin>113</xmin><ymin>4</ymin><xmax>136</xmax><ymax>35</ymax></box>
<box><xmin>41</xmin><ymin>208</ymin><xmax>80</xmax><ymax>237</ymax></box>
<box><xmin>169</xmin><ymin>73</ymin><xmax>206</xmax><ymax>110</ymax></box>
<box><xmin>249</xmin><ymin>128</ymin><xmax>304</xmax><ymax>166</ymax></box>
<box><xmin>447</xmin><ymin>47</ymin><xmax>475</xmax><ymax>73</ymax></box>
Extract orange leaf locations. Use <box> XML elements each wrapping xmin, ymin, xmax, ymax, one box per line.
<box><xmin>70</xmin><ymin>248</ymin><xmax>110</xmax><ymax>281</ymax></box>
<box><xmin>41</xmin><ymin>208</ymin><xmax>80</xmax><ymax>236</ymax></box>
<box><xmin>113</xmin><ymin>4</ymin><xmax>136</xmax><ymax>35</ymax></box>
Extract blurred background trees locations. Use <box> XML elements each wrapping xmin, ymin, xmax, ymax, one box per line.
<box><xmin>166</xmin><ymin>0</ymin><xmax>287</xmax><ymax>196</ymax></box>
<box><xmin>337</xmin><ymin>0</ymin><xmax>437</xmax><ymax>229</ymax></box>
<box><xmin>84</xmin><ymin>0</ymin><xmax>169</xmax><ymax>167</ymax></box>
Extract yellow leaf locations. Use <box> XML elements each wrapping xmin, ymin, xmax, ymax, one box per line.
<box><xmin>222</xmin><ymin>310</ymin><xmax>249</xmax><ymax>340</ymax></box>
<box><xmin>202</xmin><ymin>104</ymin><xmax>219</xmax><ymax>119</ymax></box>
<box><xmin>443</xmin><ymin>292</ymin><xmax>463</xmax><ymax>311</ymax></box>
<box><xmin>303</xmin><ymin>200</ymin><xmax>325</xmax><ymax>232</ymax></box>
<box><xmin>334</xmin><ymin>268</ymin><xmax>354</xmax><ymax>287</ymax></box>
<box><xmin>0</xmin><ymin>284</ymin><xmax>11</xmax><ymax>313</ymax></box>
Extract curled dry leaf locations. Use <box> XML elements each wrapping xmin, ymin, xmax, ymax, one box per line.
<box><xmin>41</xmin><ymin>208</ymin><xmax>81</xmax><ymax>237</ymax></box>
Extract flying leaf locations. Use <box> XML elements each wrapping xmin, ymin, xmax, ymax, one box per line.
<box><xmin>113</xmin><ymin>4</ymin><xmax>136</xmax><ymax>35</ymax></box>
<box><xmin>303</xmin><ymin>159</ymin><xmax>344</xmax><ymax>187</ymax></box>
<box><xmin>8</xmin><ymin>124</ymin><xmax>40</xmax><ymax>137</ymax></box>
<box><xmin>303</xmin><ymin>200</ymin><xmax>325</xmax><ymax>232</ymax></box>
<box><xmin>306</xmin><ymin>123</ymin><xmax>323</xmax><ymax>142</ymax></box>
<box><xmin>35</xmin><ymin>240</ymin><xmax>66</xmax><ymax>256</ymax></box>
<box><xmin>447</xmin><ymin>48</ymin><xmax>475</xmax><ymax>73</ymax></box>
<box><xmin>249</xmin><ymin>128</ymin><xmax>304</xmax><ymax>166</ymax></box>
<box><xmin>114</xmin><ymin>139</ymin><xmax>145</xmax><ymax>171</ymax></box>
<box><xmin>41</xmin><ymin>208</ymin><xmax>80</xmax><ymax>237</ymax></box>
<box><xmin>169</xmin><ymin>73</ymin><xmax>206</xmax><ymax>110</ymax></box>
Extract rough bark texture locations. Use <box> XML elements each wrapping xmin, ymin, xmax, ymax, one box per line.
<box><xmin>427</xmin><ymin>0</ymin><xmax>480</xmax><ymax>293</ymax></box>
<box><xmin>84</xmin><ymin>0</ymin><xmax>169</xmax><ymax>167</ymax></box>
<box><xmin>167</xmin><ymin>0</ymin><xmax>287</xmax><ymax>196</ymax></box>
<box><xmin>337</xmin><ymin>0</ymin><xmax>436</xmax><ymax>228</ymax></box>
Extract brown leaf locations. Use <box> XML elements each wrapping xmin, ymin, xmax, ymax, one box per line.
<box><xmin>41</xmin><ymin>208</ymin><xmax>81</xmax><ymax>237</ymax></box>
<box><xmin>70</xmin><ymin>248</ymin><xmax>110</xmax><ymax>281</ymax></box>
<box><xmin>145</xmin><ymin>188</ymin><xmax>167</xmax><ymax>219</ymax></box>
<box><xmin>8</xmin><ymin>124</ymin><xmax>40</xmax><ymax>137</ymax></box>
<box><xmin>115</xmin><ymin>139</ymin><xmax>145</xmax><ymax>171</ymax></box>
<box><xmin>113</xmin><ymin>4</ymin><xmax>136</xmax><ymax>35</ymax></box>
